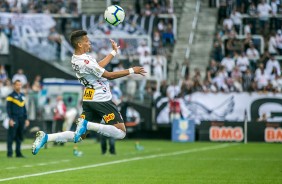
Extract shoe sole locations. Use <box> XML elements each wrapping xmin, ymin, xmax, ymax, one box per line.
<box><xmin>74</xmin><ymin>121</ymin><xmax>86</xmax><ymax>143</ymax></box>
<box><xmin>32</xmin><ymin>131</ymin><xmax>43</xmax><ymax>155</ymax></box>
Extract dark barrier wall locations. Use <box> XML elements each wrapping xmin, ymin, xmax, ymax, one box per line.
<box><xmin>248</xmin><ymin>122</ymin><xmax>282</xmax><ymax>142</ymax></box>
<box><xmin>199</xmin><ymin>121</ymin><xmax>282</xmax><ymax>143</ymax></box>
<box><xmin>0</xmin><ymin>55</ymin><xmax>9</xmax><ymax>65</ymax></box>
<box><xmin>127</xmin><ymin>102</ymin><xmax>153</xmax><ymax>131</ymax></box>
<box><xmin>10</xmin><ymin>45</ymin><xmax>75</xmax><ymax>81</ymax></box>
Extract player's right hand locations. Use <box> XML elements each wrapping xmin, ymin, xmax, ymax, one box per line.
<box><xmin>110</xmin><ymin>39</ymin><xmax>120</xmax><ymax>52</ymax></box>
<box><xmin>9</xmin><ymin>120</ymin><xmax>14</xmax><ymax>127</ymax></box>
<box><xmin>133</xmin><ymin>66</ymin><xmax>147</xmax><ymax>76</ymax></box>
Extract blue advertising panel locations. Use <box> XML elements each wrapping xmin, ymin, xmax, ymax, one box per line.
<box><xmin>172</xmin><ymin>119</ymin><xmax>195</xmax><ymax>142</ymax></box>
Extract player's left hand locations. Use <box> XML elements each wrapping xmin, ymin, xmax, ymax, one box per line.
<box><xmin>25</xmin><ymin>120</ymin><xmax>30</xmax><ymax>128</ymax></box>
<box><xmin>110</xmin><ymin>39</ymin><xmax>120</xmax><ymax>52</ymax></box>
<box><xmin>133</xmin><ymin>66</ymin><xmax>147</xmax><ymax>76</ymax></box>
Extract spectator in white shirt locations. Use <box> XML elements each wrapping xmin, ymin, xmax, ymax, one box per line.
<box><xmin>230</xmin><ymin>8</ymin><xmax>242</xmax><ymax>34</ymax></box>
<box><xmin>271</xmin><ymin>0</ymin><xmax>279</xmax><ymax>15</ymax></box>
<box><xmin>231</xmin><ymin>66</ymin><xmax>243</xmax><ymax>92</ymax></box>
<box><xmin>257</xmin><ymin>0</ymin><xmax>272</xmax><ymax>19</ymax></box>
<box><xmin>270</xmin><ymin>0</ymin><xmax>278</xmax><ymax>31</ymax></box>
<box><xmin>139</xmin><ymin>51</ymin><xmax>152</xmax><ymax>77</ymax></box>
<box><xmin>246</xmin><ymin>43</ymin><xmax>260</xmax><ymax>71</ymax></box>
<box><xmin>221</xmin><ymin>54</ymin><xmax>235</xmax><ymax>76</ymax></box>
<box><xmin>265</xmin><ymin>55</ymin><xmax>281</xmax><ymax>76</ymax></box>
<box><xmin>12</xmin><ymin>69</ymin><xmax>28</xmax><ymax>87</ymax></box>
<box><xmin>247</xmin><ymin>2</ymin><xmax>258</xmax><ymax>34</ymax></box>
<box><xmin>244</xmin><ymin>23</ymin><xmax>252</xmax><ymax>35</ymax></box>
<box><xmin>137</xmin><ymin>40</ymin><xmax>151</xmax><ymax>57</ymax></box>
<box><xmin>166</xmin><ymin>81</ymin><xmax>181</xmax><ymax>100</ymax></box>
<box><xmin>223</xmin><ymin>15</ymin><xmax>234</xmax><ymax>33</ymax></box>
<box><xmin>255</xmin><ymin>63</ymin><xmax>265</xmax><ymax>80</ymax></box>
<box><xmin>157</xmin><ymin>20</ymin><xmax>165</xmax><ymax>33</ymax></box>
<box><xmin>255</xmin><ymin>69</ymin><xmax>270</xmax><ymax>90</ymax></box>
<box><xmin>212</xmin><ymin>68</ymin><xmax>229</xmax><ymax>92</ymax></box>
<box><xmin>0</xmin><ymin>79</ymin><xmax>13</xmax><ymax>98</ymax></box>
<box><xmin>275</xmin><ymin>29</ymin><xmax>282</xmax><ymax>54</ymax></box>
<box><xmin>268</xmin><ymin>31</ymin><xmax>277</xmax><ymax>55</ymax></box>
<box><xmin>236</xmin><ymin>52</ymin><xmax>250</xmax><ymax>73</ymax></box>
<box><xmin>257</xmin><ymin>0</ymin><xmax>272</xmax><ymax>34</ymax></box>
<box><xmin>0</xmin><ymin>29</ymin><xmax>9</xmax><ymax>55</ymax></box>
<box><xmin>152</xmin><ymin>55</ymin><xmax>164</xmax><ymax>80</ymax></box>
<box><xmin>269</xmin><ymin>67</ymin><xmax>280</xmax><ymax>82</ymax></box>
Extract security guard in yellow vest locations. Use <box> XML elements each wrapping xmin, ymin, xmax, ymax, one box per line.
<box><xmin>6</xmin><ymin>80</ymin><xmax>30</xmax><ymax>158</ymax></box>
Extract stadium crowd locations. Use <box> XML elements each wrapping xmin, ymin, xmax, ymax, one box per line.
<box><xmin>0</xmin><ymin>0</ymin><xmax>78</xmax><ymax>14</ymax></box>
<box><xmin>193</xmin><ymin>0</ymin><xmax>282</xmax><ymax>94</ymax></box>
<box><xmin>0</xmin><ymin>67</ymin><xmax>41</xmax><ymax>104</ymax></box>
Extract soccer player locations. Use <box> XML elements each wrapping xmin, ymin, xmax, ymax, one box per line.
<box><xmin>32</xmin><ymin>30</ymin><xmax>146</xmax><ymax>155</ymax></box>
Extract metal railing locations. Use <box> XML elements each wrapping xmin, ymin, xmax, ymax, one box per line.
<box><xmin>185</xmin><ymin>0</ymin><xmax>201</xmax><ymax>59</ymax></box>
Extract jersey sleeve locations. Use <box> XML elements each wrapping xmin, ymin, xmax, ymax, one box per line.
<box><xmin>6</xmin><ymin>95</ymin><xmax>13</xmax><ymax>119</ymax></box>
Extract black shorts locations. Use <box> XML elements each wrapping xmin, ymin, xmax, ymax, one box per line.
<box><xmin>80</xmin><ymin>100</ymin><xmax>124</xmax><ymax>125</ymax></box>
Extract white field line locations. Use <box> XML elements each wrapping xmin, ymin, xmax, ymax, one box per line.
<box><xmin>4</xmin><ymin>160</ymin><xmax>70</xmax><ymax>170</ymax></box>
<box><xmin>183</xmin><ymin>158</ymin><xmax>282</xmax><ymax>161</ymax></box>
<box><xmin>5</xmin><ymin>167</ymin><xmax>17</xmax><ymax>170</ymax></box>
<box><xmin>0</xmin><ymin>144</ymin><xmax>234</xmax><ymax>182</ymax></box>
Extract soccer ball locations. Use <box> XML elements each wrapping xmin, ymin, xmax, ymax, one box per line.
<box><xmin>104</xmin><ymin>5</ymin><xmax>125</xmax><ymax>26</ymax></box>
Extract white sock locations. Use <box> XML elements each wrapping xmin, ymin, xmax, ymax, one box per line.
<box><xmin>47</xmin><ymin>131</ymin><xmax>75</xmax><ymax>143</ymax></box>
<box><xmin>87</xmin><ymin>122</ymin><xmax>126</xmax><ymax>139</ymax></box>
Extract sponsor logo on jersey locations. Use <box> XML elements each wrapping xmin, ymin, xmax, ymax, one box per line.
<box><xmin>83</xmin><ymin>88</ymin><xmax>95</xmax><ymax>100</ymax></box>
<box><xmin>103</xmin><ymin>113</ymin><xmax>115</xmax><ymax>123</ymax></box>
<box><xmin>84</xmin><ymin>60</ymin><xmax>89</xmax><ymax>64</ymax></box>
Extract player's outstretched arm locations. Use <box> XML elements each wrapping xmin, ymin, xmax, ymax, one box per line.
<box><xmin>98</xmin><ymin>39</ymin><xmax>119</xmax><ymax>68</ymax></box>
<box><xmin>102</xmin><ymin>66</ymin><xmax>146</xmax><ymax>80</ymax></box>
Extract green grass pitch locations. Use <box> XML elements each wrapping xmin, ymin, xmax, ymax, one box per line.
<box><xmin>0</xmin><ymin>139</ymin><xmax>281</xmax><ymax>184</ymax></box>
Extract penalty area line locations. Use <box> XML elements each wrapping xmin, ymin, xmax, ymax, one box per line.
<box><xmin>0</xmin><ymin>144</ymin><xmax>235</xmax><ymax>182</ymax></box>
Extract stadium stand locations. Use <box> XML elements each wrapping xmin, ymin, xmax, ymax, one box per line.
<box><xmin>207</xmin><ymin>0</ymin><xmax>282</xmax><ymax>93</ymax></box>
<box><xmin>170</xmin><ymin>0</ymin><xmax>217</xmax><ymax>82</ymax></box>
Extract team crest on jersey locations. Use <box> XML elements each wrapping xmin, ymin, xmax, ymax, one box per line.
<box><xmin>102</xmin><ymin>87</ymin><xmax>107</xmax><ymax>92</ymax></box>
<box><xmin>84</xmin><ymin>60</ymin><xmax>89</xmax><ymax>64</ymax></box>
<box><xmin>103</xmin><ymin>113</ymin><xmax>115</xmax><ymax>123</ymax></box>
<box><xmin>80</xmin><ymin>114</ymin><xmax>86</xmax><ymax>119</ymax></box>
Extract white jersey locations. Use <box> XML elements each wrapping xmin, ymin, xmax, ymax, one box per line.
<box><xmin>71</xmin><ymin>54</ymin><xmax>112</xmax><ymax>102</ymax></box>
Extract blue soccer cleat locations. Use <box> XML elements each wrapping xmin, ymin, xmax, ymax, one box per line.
<box><xmin>74</xmin><ymin>118</ymin><xmax>88</xmax><ymax>143</ymax></box>
<box><xmin>32</xmin><ymin>131</ymin><xmax>48</xmax><ymax>155</ymax></box>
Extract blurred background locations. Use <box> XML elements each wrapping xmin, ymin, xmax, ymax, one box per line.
<box><xmin>0</xmin><ymin>0</ymin><xmax>281</xmax><ymax>143</ymax></box>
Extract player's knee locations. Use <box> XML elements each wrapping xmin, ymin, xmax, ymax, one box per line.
<box><xmin>115</xmin><ymin>130</ymin><xmax>126</xmax><ymax>139</ymax></box>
